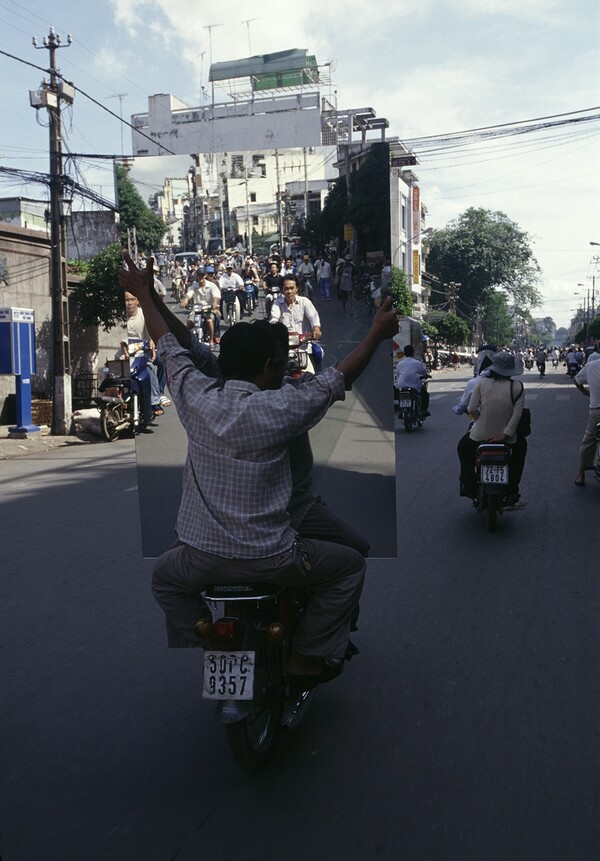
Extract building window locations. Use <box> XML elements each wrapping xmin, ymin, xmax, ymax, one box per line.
<box><xmin>250</xmin><ymin>192</ymin><xmax>257</xmax><ymax>203</ymax></box>
<box><xmin>231</xmin><ymin>155</ymin><xmax>244</xmax><ymax>178</ymax></box>
<box><xmin>401</xmin><ymin>197</ymin><xmax>407</xmax><ymax>232</ymax></box>
<box><xmin>252</xmin><ymin>215</ymin><xmax>259</xmax><ymax>226</ymax></box>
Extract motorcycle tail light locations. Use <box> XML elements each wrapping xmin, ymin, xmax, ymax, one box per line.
<box><xmin>212</xmin><ymin>617</ymin><xmax>243</xmax><ymax>649</ymax></box>
<box><xmin>265</xmin><ymin>622</ymin><xmax>286</xmax><ymax>645</ymax></box>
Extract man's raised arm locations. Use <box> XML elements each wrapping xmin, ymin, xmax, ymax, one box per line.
<box><xmin>337</xmin><ymin>297</ymin><xmax>398</xmax><ymax>386</ymax></box>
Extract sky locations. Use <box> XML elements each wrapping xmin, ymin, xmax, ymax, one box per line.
<box><xmin>1</xmin><ymin>0</ymin><xmax>599</xmax><ymax>329</ymax></box>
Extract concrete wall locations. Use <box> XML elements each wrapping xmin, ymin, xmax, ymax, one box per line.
<box><xmin>0</xmin><ymin>223</ymin><xmax>123</xmax><ymax>421</ymax></box>
<box><xmin>66</xmin><ymin>211</ymin><xmax>119</xmax><ymax>261</ymax></box>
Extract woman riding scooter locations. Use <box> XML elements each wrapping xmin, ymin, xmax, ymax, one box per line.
<box><xmin>457</xmin><ymin>352</ymin><xmax>527</xmax><ymax>505</ymax></box>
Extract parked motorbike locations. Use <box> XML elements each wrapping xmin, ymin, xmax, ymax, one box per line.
<box><xmin>199</xmin><ymin>579</ymin><xmax>355</xmax><ymax>772</ymax></box>
<box><xmin>95</xmin><ymin>342</ymin><xmax>154</xmax><ymax>441</ymax></box>
<box><xmin>395</xmin><ymin>381</ymin><xmax>429</xmax><ymax>432</ymax></box>
<box><xmin>473</xmin><ymin>443</ymin><xmax>512</xmax><ymax>531</ymax></box>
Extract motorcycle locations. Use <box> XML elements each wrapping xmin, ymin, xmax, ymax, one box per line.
<box><xmin>264</xmin><ymin>285</ymin><xmax>281</xmax><ymax>320</ymax></box>
<box><xmin>191</xmin><ymin>302</ymin><xmax>213</xmax><ymax>343</ymax></box>
<box><xmin>221</xmin><ymin>287</ymin><xmax>239</xmax><ymax>326</ymax></box>
<box><xmin>473</xmin><ymin>443</ymin><xmax>512</xmax><ymax>531</ymax></box>
<box><xmin>394</xmin><ymin>381</ymin><xmax>429</xmax><ymax>432</ymax></box>
<box><xmin>567</xmin><ymin>362</ymin><xmax>581</xmax><ymax>378</ymax></box>
<box><xmin>199</xmin><ymin>579</ymin><xmax>355</xmax><ymax>772</ymax></box>
<box><xmin>524</xmin><ymin>356</ymin><xmax>534</xmax><ymax>370</ymax></box>
<box><xmin>298</xmin><ymin>272</ymin><xmax>314</xmax><ymax>300</ymax></box>
<box><xmin>244</xmin><ymin>279</ymin><xmax>258</xmax><ymax>315</ymax></box>
<box><xmin>95</xmin><ymin>342</ymin><xmax>154</xmax><ymax>441</ymax></box>
<box><xmin>287</xmin><ymin>332</ymin><xmax>323</xmax><ymax>375</ymax></box>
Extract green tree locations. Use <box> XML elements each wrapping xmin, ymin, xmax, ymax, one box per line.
<box><xmin>574</xmin><ymin>314</ymin><xmax>600</xmax><ymax>344</ymax></box>
<box><xmin>320</xmin><ymin>175</ymin><xmax>348</xmax><ymax>246</ymax></box>
<box><xmin>346</xmin><ymin>143</ymin><xmax>391</xmax><ymax>257</ymax></box>
<box><xmin>437</xmin><ymin>312</ymin><xmax>470</xmax><ymax>348</ymax></box>
<box><xmin>482</xmin><ymin>290</ymin><xmax>515</xmax><ymax>346</ymax></box>
<box><xmin>531</xmin><ymin>315</ymin><xmax>557</xmax><ymax>344</ymax></box>
<box><xmin>390</xmin><ymin>266</ymin><xmax>413</xmax><ymax>316</ymax></box>
<box><xmin>319</xmin><ymin>143</ymin><xmax>390</xmax><ymax>256</ymax></box>
<box><xmin>116</xmin><ymin>163</ymin><xmax>166</xmax><ymax>252</ymax></box>
<box><xmin>427</xmin><ymin>207</ymin><xmax>542</xmax><ymax>324</ymax></box>
<box><xmin>70</xmin><ymin>243</ymin><xmax>125</xmax><ymax>331</ymax></box>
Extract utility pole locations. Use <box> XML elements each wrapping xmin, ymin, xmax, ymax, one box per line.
<box><xmin>447</xmin><ymin>281</ymin><xmax>460</xmax><ymax>314</ymax></box>
<box><xmin>274</xmin><ymin>149</ymin><xmax>284</xmax><ymax>252</ymax></box>
<box><xmin>31</xmin><ymin>27</ymin><xmax>73</xmax><ymax>435</ymax></box>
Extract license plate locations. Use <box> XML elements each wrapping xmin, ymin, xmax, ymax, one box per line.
<box><xmin>202</xmin><ymin>651</ymin><xmax>255</xmax><ymax>700</ymax></box>
<box><xmin>399</xmin><ymin>397</ymin><xmax>412</xmax><ymax>408</ymax></box>
<box><xmin>482</xmin><ymin>465</ymin><xmax>508</xmax><ymax>484</ymax></box>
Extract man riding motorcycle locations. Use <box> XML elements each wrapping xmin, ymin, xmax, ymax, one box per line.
<box><xmin>118</xmin><ymin>253</ymin><xmax>398</xmax><ymax>685</ymax></box>
<box><xmin>394</xmin><ymin>344</ymin><xmax>430</xmax><ymax>416</ymax></box>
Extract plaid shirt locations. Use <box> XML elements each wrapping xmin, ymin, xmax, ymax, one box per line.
<box><xmin>158</xmin><ymin>333</ymin><xmax>345</xmax><ymax>558</ymax></box>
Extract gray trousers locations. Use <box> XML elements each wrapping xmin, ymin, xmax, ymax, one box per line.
<box><xmin>298</xmin><ymin>497</ymin><xmax>370</xmax><ymax>557</ymax></box>
<box><xmin>152</xmin><ymin>538</ymin><xmax>365</xmax><ymax>659</ymax></box>
<box><xmin>578</xmin><ymin>407</ymin><xmax>600</xmax><ymax>470</ymax></box>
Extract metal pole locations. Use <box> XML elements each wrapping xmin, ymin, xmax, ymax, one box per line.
<box><xmin>274</xmin><ymin>149</ymin><xmax>283</xmax><ymax>252</ymax></box>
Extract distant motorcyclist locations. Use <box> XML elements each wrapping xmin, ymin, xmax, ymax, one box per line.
<box><xmin>296</xmin><ymin>254</ymin><xmax>315</xmax><ymax>298</ymax></box>
<box><xmin>536</xmin><ymin>347</ymin><xmax>547</xmax><ymax>377</ymax></box>
<box><xmin>457</xmin><ymin>352</ymin><xmax>527</xmax><ymax>504</ymax></box>
<box><xmin>394</xmin><ymin>344</ymin><xmax>430</xmax><ymax>416</ymax></box>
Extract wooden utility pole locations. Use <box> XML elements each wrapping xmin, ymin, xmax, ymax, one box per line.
<box><xmin>32</xmin><ymin>27</ymin><xmax>73</xmax><ymax>434</ymax></box>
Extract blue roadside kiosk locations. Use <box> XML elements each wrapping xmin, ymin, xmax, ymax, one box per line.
<box><xmin>0</xmin><ymin>307</ymin><xmax>41</xmax><ymax>434</ymax></box>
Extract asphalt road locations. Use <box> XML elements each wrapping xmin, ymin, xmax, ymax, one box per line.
<box><xmin>1</xmin><ymin>361</ymin><xmax>599</xmax><ymax>861</ymax></box>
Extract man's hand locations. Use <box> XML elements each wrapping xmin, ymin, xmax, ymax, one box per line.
<box><xmin>118</xmin><ymin>252</ymin><xmax>153</xmax><ymax>300</ymax></box>
<box><xmin>313</xmin><ymin>326</ymin><xmax>322</xmax><ymax>340</ymax></box>
<box><xmin>370</xmin><ymin>296</ymin><xmax>399</xmax><ymax>342</ymax></box>
<box><xmin>487</xmin><ymin>433</ymin><xmax>509</xmax><ymax>443</ymax></box>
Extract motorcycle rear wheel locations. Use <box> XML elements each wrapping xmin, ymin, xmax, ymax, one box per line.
<box><xmin>226</xmin><ymin>644</ymin><xmax>285</xmax><ymax>773</ymax></box>
<box><xmin>403</xmin><ymin>412</ymin><xmax>413</xmax><ymax>432</ymax></box>
<box><xmin>100</xmin><ymin>404</ymin><xmax>125</xmax><ymax>442</ymax></box>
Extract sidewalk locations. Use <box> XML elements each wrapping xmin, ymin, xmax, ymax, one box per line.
<box><xmin>0</xmin><ymin>424</ymin><xmax>101</xmax><ymax>460</ymax></box>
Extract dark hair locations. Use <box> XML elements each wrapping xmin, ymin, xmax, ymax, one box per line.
<box><xmin>403</xmin><ymin>344</ymin><xmax>415</xmax><ymax>357</ymax></box>
<box><xmin>218</xmin><ymin>320</ymin><xmax>288</xmax><ymax>379</ymax></box>
<box><xmin>282</xmin><ymin>273</ymin><xmax>299</xmax><ymax>288</ymax></box>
